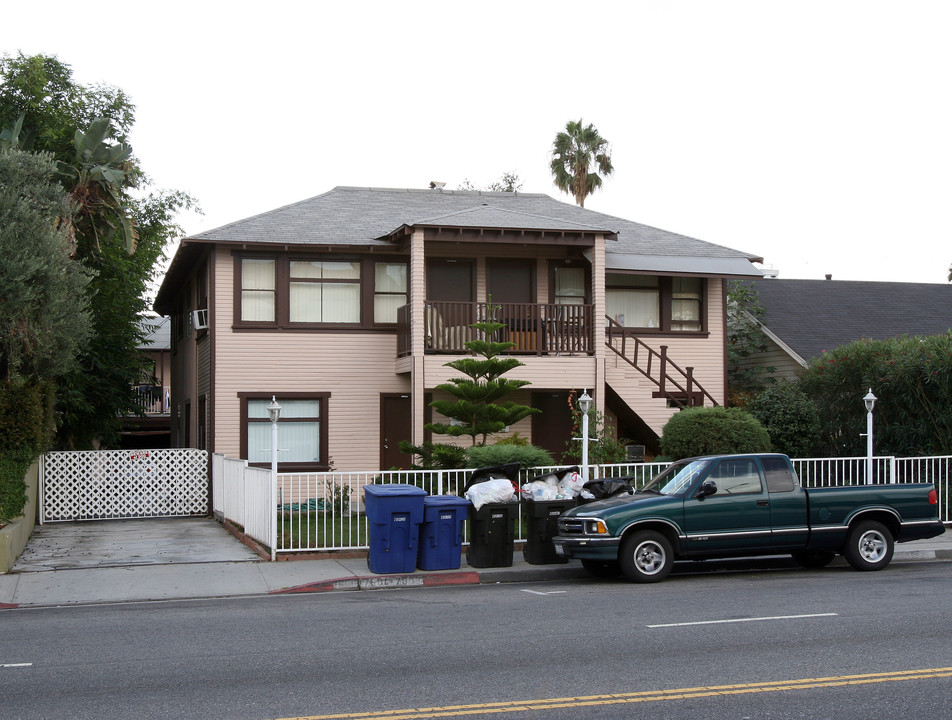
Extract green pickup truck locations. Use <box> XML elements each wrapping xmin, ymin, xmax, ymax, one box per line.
<box><xmin>553</xmin><ymin>453</ymin><xmax>945</xmax><ymax>583</ymax></box>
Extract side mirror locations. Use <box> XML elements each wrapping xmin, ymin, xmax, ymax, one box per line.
<box><xmin>696</xmin><ymin>479</ymin><xmax>717</xmax><ymax>499</ymax></box>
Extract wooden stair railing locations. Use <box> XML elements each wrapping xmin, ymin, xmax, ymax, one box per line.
<box><xmin>605</xmin><ymin>317</ymin><xmax>718</xmax><ymax>408</ymax></box>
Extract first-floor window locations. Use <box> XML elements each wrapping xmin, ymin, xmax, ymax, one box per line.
<box><xmin>244</xmin><ymin>395</ymin><xmax>328</xmax><ymax>469</ymax></box>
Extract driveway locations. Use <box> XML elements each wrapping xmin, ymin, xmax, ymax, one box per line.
<box><xmin>12</xmin><ymin>517</ymin><xmax>260</xmax><ymax>572</ymax></box>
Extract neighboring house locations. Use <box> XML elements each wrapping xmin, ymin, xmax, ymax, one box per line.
<box><xmin>741</xmin><ymin>278</ymin><xmax>952</xmax><ymax>380</ymax></box>
<box><xmin>153</xmin><ymin>185</ymin><xmax>762</xmax><ymax>469</ymax></box>
<box><xmin>119</xmin><ymin>316</ymin><xmax>172</xmax><ymax>449</ymax></box>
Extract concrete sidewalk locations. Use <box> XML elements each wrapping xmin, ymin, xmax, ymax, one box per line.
<box><xmin>1</xmin><ymin>531</ymin><xmax>949</xmax><ymax>609</ymax></box>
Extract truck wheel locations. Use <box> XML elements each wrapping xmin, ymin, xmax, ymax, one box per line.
<box><xmin>792</xmin><ymin>550</ymin><xmax>836</xmax><ymax>568</ymax></box>
<box><xmin>581</xmin><ymin>559</ymin><xmax>621</xmax><ymax>578</ymax></box>
<box><xmin>844</xmin><ymin>520</ymin><xmax>894</xmax><ymax>571</ymax></box>
<box><xmin>620</xmin><ymin>531</ymin><xmax>673</xmax><ymax>583</ymax></box>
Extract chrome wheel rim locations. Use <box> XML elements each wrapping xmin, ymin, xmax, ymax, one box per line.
<box><xmin>858</xmin><ymin>529</ymin><xmax>887</xmax><ymax>563</ymax></box>
<box><xmin>634</xmin><ymin>539</ymin><xmax>666</xmax><ymax>575</ymax></box>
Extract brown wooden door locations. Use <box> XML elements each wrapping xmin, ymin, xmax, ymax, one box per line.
<box><xmin>487</xmin><ymin>258</ymin><xmax>534</xmax><ymax>303</ymax></box>
<box><xmin>531</xmin><ymin>391</ymin><xmax>573</xmax><ymax>464</ymax></box>
<box><xmin>427</xmin><ymin>259</ymin><xmax>473</xmax><ymax>301</ymax></box>
<box><xmin>381</xmin><ymin>393</ymin><xmax>412</xmax><ymax>470</ymax></box>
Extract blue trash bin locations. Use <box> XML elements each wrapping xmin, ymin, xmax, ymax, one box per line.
<box><xmin>363</xmin><ymin>484</ymin><xmax>427</xmax><ymax>574</ymax></box>
<box><xmin>418</xmin><ymin>495</ymin><xmax>471</xmax><ymax>571</ymax></box>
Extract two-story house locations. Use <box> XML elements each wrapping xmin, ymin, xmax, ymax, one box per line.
<box><xmin>153</xmin><ymin>185</ymin><xmax>762</xmax><ymax>471</ymax></box>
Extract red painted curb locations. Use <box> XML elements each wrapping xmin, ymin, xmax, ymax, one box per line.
<box><xmin>0</xmin><ymin>603</ymin><xmax>19</xmax><ymax>610</ymax></box>
<box><xmin>421</xmin><ymin>572</ymin><xmax>480</xmax><ymax>586</ymax></box>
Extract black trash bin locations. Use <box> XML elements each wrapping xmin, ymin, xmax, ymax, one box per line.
<box><xmin>467</xmin><ymin>502</ymin><xmax>519</xmax><ymax>568</ymax></box>
<box><xmin>463</xmin><ymin>463</ymin><xmax>521</xmax><ymax>568</ymax></box>
<box><xmin>522</xmin><ymin>466</ymin><xmax>580</xmax><ymax>565</ymax></box>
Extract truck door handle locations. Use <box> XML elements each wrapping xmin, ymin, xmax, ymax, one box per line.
<box><xmin>757</xmin><ymin>500</ymin><xmax>769</xmax><ymax>507</ymax></box>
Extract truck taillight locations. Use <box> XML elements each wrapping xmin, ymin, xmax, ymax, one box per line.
<box><xmin>929</xmin><ymin>488</ymin><xmax>938</xmax><ymax>505</ymax></box>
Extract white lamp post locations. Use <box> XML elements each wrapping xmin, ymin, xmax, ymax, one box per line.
<box><xmin>863</xmin><ymin>388</ymin><xmax>876</xmax><ymax>485</ymax></box>
<box><xmin>578</xmin><ymin>389</ymin><xmax>593</xmax><ymax>483</ymax></box>
<box><xmin>267</xmin><ymin>396</ymin><xmax>281</xmax><ymax>560</ymax></box>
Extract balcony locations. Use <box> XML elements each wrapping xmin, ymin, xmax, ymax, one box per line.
<box><xmin>133</xmin><ymin>384</ymin><xmax>170</xmax><ymax>415</ymax></box>
<box><xmin>397</xmin><ymin>301</ymin><xmax>594</xmax><ymax>357</ymax></box>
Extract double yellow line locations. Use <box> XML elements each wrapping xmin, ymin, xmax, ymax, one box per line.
<box><xmin>276</xmin><ymin>667</ymin><xmax>952</xmax><ymax>720</ymax></box>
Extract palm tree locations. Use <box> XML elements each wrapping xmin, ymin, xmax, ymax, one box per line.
<box><xmin>549</xmin><ymin>119</ymin><xmax>614</xmax><ymax>208</ymax></box>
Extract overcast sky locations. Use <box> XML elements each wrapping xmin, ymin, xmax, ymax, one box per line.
<box><xmin>5</xmin><ymin>1</ymin><xmax>951</xmax><ymax>283</ymax></box>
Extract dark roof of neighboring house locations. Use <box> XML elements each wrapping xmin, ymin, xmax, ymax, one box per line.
<box><xmin>751</xmin><ymin>278</ymin><xmax>952</xmax><ymax>363</ymax></box>
<box><xmin>157</xmin><ymin>186</ymin><xmax>762</xmax><ymax>312</ymax></box>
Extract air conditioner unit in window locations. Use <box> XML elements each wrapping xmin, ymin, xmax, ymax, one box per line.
<box><xmin>192</xmin><ymin>309</ymin><xmax>208</xmax><ymax>330</ymax></box>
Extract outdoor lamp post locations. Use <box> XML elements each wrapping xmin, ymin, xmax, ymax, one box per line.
<box><xmin>268</xmin><ymin>396</ymin><xmax>281</xmax><ymax>560</ymax></box>
<box><xmin>578</xmin><ymin>389</ymin><xmax>593</xmax><ymax>483</ymax></box>
<box><xmin>863</xmin><ymin>388</ymin><xmax>876</xmax><ymax>485</ymax></box>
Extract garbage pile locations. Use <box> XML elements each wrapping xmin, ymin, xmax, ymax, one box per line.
<box><xmin>463</xmin><ymin>463</ymin><xmax>521</xmax><ymax>510</ymax></box>
<box><xmin>519</xmin><ymin>466</ymin><xmax>583</xmax><ymax>501</ymax></box>
<box><xmin>579</xmin><ymin>476</ymin><xmax>635</xmax><ymax>501</ymax></box>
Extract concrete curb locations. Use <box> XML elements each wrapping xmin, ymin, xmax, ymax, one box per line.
<box><xmin>272</xmin><ymin>570</ymin><xmax>481</xmax><ymax>594</ymax></box>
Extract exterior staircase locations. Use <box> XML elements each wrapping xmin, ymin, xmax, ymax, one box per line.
<box><xmin>605</xmin><ymin>317</ymin><xmax>718</xmax><ymax>409</ymax></box>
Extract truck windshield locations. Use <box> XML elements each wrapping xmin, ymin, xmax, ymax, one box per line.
<box><xmin>643</xmin><ymin>459</ymin><xmax>709</xmax><ymax>496</ymax></box>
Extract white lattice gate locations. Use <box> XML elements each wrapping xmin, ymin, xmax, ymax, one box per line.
<box><xmin>40</xmin><ymin>449</ymin><xmax>209</xmax><ymax>522</ymax></box>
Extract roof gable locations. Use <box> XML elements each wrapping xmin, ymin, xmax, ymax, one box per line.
<box><xmin>752</xmin><ymin>278</ymin><xmax>952</xmax><ymax>362</ymax></box>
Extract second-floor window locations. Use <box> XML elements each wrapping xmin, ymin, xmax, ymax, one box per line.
<box><xmin>235</xmin><ymin>254</ymin><xmax>407</xmax><ymax>328</ymax></box>
<box><xmin>606</xmin><ymin>274</ymin><xmax>706</xmax><ymax>333</ymax></box>
<box><xmin>290</xmin><ymin>260</ymin><xmax>361</xmax><ymax>323</ymax></box>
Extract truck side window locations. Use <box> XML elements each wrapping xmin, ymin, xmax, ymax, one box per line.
<box><xmin>761</xmin><ymin>456</ymin><xmax>796</xmax><ymax>493</ymax></box>
<box><xmin>708</xmin><ymin>459</ymin><xmax>763</xmax><ymax>494</ymax></box>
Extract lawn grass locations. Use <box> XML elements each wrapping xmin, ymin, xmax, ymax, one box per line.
<box><xmin>277</xmin><ymin>511</ymin><xmax>368</xmax><ymax>550</ymax></box>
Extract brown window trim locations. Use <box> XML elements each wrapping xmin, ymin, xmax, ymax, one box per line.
<box><xmin>233</xmin><ymin>251</ymin><xmax>407</xmax><ymax>330</ymax></box>
<box><xmin>606</xmin><ymin>275</ymin><xmax>709</xmax><ymax>334</ymax></box>
<box><xmin>238</xmin><ymin>391</ymin><xmax>331</xmax><ymax>472</ymax></box>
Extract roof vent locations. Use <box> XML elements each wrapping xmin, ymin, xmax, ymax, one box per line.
<box><xmin>429</xmin><ymin>181</ymin><xmax>446</xmax><ymax>190</ymax></box>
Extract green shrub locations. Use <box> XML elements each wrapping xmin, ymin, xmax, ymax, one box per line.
<box><xmin>397</xmin><ymin>441</ymin><xmax>468</xmax><ymax>470</ymax></box>
<box><xmin>0</xmin><ymin>379</ymin><xmax>53</xmax><ymax>520</ymax></box>
<box><xmin>659</xmin><ymin>406</ymin><xmax>771</xmax><ymax>460</ymax></box>
<box><xmin>746</xmin><ymin>380</ymin><xmax>821</xmax><ymax>458</ymax></box>
<box><xmin>798</xmin><ymin>334</ymin><xmax>952</xmax><ymax>457</ymax></box>
<box><xmin>465</xmin><ymin>443</ymin><xmax>554</xmax><ymax>469</ymax></box>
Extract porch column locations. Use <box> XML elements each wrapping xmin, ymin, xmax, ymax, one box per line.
<box><xmin>409</xmin><ymin>228</ymin><xmax>427</xmax><ymax>445</ymax></box>
<box><xmin>592</xmin><ymin>233</ymin><xmax>606</xmax><ymax>415</ymax></box>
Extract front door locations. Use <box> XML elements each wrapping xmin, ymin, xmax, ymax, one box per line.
<box><xmin>380</xmin><ymin>393</ymin><xmax>412</xmax><ymax>470</ymax></box>
<box><xmin>531</xmin><ymin>392</ymin><xmax>573</xmax><ymax>463</ymax></box>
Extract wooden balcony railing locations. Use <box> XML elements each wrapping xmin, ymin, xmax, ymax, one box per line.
<box><xmin>397</xmin><ymin>301</ymin><xmax>594</xmax><ymax>356</ymax></box>
<box><xmin>132</xmin><ymin>384</ymin><xmax>170</xmax><ymax>415</ymax></box>
<box><xmin>605</xmin><ymin>317</ymin><xmax>718</xmax><ymax>407</ymax></box>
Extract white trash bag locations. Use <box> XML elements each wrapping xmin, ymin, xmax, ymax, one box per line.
<box><xmin>465</xmin><ymin>476</ymin><xmax>515</xmax><ymax>510</ymax></box>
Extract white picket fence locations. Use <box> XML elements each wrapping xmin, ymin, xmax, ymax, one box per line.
<box><xmin>210</xmin><ymin>454</ymin><xmax>952</xmax><ymax>559</ymax></box>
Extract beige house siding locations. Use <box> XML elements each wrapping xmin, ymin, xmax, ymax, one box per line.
<box><xmin>211</xmin><ymin>248</ymin><xmax>409</xmax><ymax>471</ymax></box>
<box><xmin>604</xmin><ymin>278</ymin><xmax>727</xmax><ymax>435</ymax></box>
<box><xmin>737</xmin><ymin>336</ymin><xmax>804</xmax><ymax>381</ymax></box>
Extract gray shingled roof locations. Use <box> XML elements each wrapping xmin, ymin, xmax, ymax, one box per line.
<box><xmin>189</xmin><ymin>186</ymin><xmax>762</xmax><ymax>262</ymax></box>
<box><xmin>157</xmin><ymin>186</ymin><xmax>764</xmax><ymax>313</ymax></box>
<box><xmin>752</xmin><ymin>278</ymin><xmax>952</xmax><ymax>362</ymax></box>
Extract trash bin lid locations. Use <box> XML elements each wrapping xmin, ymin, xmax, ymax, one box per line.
<box><xmin>363</xmin><ymin>484</ymin><xmax>428</xmax><ymax>497</ymax></box>
<box><xmin>423</xmin><ymin>495</ymin><xmax>471</xmax><ymax>507</ymax></box>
